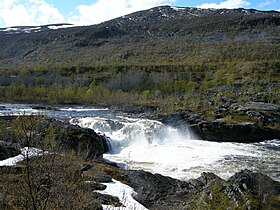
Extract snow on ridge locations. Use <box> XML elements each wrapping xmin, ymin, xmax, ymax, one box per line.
<box><xmin>0</xmin><ymin>26</ymin><xmax>42</xmax><ymax>34</ymax></box>
<box><xmin>171</xmin><ymin>6</ymin><xmax>186</xmax><ymax>11</ymax></box>
<box><xmin>96</xmin><ymin>179</ymin><xmax>147</xmax><ymax>210</ymax></box>
<box><xmin>1</xmin><ymin>27</ymin><xmax>21</xmax><ymax>32</ymax></box>
<box><xmin>0</xmin><ymin>24</ymin><xmax>74</xmax><ymax>34</ymax></box>
<box><xmin>48</xmin><ymin>24</ymin><xmax>75</xmax><ymax>30</ymax></box>
<box><xmin>22</xmin><ymin>27</ymin><xmax>42</xmax><ymax>33</ymax></box>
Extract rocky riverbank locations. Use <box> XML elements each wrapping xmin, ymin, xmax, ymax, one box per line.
<box><xmin>119</xmin><ymin>101</ymin><xmax>280</xmax><ymax>142</ymax></box>
<box><xmin>0</xmin><ymin>116</ymin><xmax>109</xmax><ymax>161</ymax></box>
<box><xmin>0</xmin><ymin>114</ymin><xmax>279</xmax><ymax>209</ymax></box>
<box><xmin>74</xmin><ymin>160</ymin><xmax>280</xmax><ymax>209</ymax></box>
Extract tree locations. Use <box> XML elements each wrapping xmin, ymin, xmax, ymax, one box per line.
<box><xmin>8</xmin><ymin>115</ymin><xmax>101</xmax><ymax>210</ymax></box>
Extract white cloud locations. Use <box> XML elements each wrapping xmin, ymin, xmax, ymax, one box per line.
<box><xmin>68</xmin><ymin>0</ymin><xmax>176</xmax><ymax>26</ymax></box>
<box><xmin>198</xmin><ymin>0</ymin><xmax>251</xmax><ymax>9</ymax></box>
<box><xmin>0</xmin><ymin>0</ymin><xmax>64</xmax><ymax>27</ymax></box>
<box><xmin>259</xmin><ymin>0</ymin><xmax>276</xmax><ymax>8</ymax></box>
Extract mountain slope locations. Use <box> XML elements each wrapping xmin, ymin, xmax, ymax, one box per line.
<box><xmin>0</xmin><ymin>6</ymin><xmax>280</xmax><ymax>66</ymax></box>
<box><xmin>0</xmin><ymin>7</ymin><xmax>279</xmax><ymax>133</ymax></box>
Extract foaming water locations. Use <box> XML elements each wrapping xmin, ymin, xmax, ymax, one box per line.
<box><xmin>71</xmin><ymin>116</ymin><xmax>280</xmax><ymax>181</ymax></box>
<box><xmin>1</xmin><ymin>104</ymin><xmax>279</xmax><ymax>181</ymax></box>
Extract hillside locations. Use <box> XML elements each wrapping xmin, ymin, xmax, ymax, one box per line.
<box><xmin>0</xmin><ymin>7</ymin><xmax>279</xmax><ymax>209</ymax></box>
<box><xmin>0</xmin><ymin>6</ymin><xmax>280</xmax><ymax>66</ymax></box>
<box><xmin>0</xmin><ymin>6</ymin><xmax>279</xmax><ymax>134</ymax></box>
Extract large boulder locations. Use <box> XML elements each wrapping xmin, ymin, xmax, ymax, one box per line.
<box><xmin>0</xmin><ymin>116</ymin><xmax>109</xmax><ymax>161</ymax></box>
<box><xmin>0</xmin><ymin>142</ymin><xmax>20</xmax><ymax>160</ymax></box>
<box><xmin>53</xmin><ymin>122</ymin><xmax>109</xmax><ymax>160</ymax></box>
<box><xmin>189</xmin><ymin>170</ymin><xmax>280</xmax><ymax>210</ymax></box>
<box><xmin>125</xmin><ymin>170</ymin><xmax>190</xmax><ymax>209</ymax></box>
<box><xmin>226</xmin><ymin>169</ymin><xmax>280</xmax><ymax>201</ymax></box>
<box><xmin>121</xmin><ymin>169</ymin><xmax>280</xmax><ymax>210</ymax></box>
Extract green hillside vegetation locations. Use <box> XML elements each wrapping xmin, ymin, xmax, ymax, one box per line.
<box><xmin>1</xmin><ymin>60</ymin><xmax>279</xmax><ymax>111</ymax></box>
<box><xmin>0</xmin><ymin>6</ymin><xmax>279</xmax><ymax>119</ymax></box>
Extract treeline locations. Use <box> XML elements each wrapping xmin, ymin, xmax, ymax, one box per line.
<box><xmin>0</xmin><ymin>61</ymin><xmax>279</xmax><ymax>111</ymax></box>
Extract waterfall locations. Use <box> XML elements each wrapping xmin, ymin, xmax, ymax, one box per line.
<box><xmin>1</xmin><ymin>104</ymin><xmax>279</xmax><ymax>181</ymax></box>
<box><xmin>70</xmin><ymin>116</ymin><xmax>195</xmax><ymax>152</ymax></box>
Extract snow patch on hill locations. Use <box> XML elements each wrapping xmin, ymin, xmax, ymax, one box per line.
<box><xmin>0</xmin><ymin>24</ymin><xmax>74</xmax><ymax>35</ymax></box>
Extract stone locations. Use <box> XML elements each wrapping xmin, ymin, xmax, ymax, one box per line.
<box><xmin>190</xmin><ymin>120</ymin><xmax>280</xmax><ymax>142</ymax></box>
<box><xmin>188</xmin><ymin>114</ymin><xmax>205</xmax><ymax>124</ymax></box>
<box><xmin>0</xmin><ymin>142</ymin><xmax>20</xmax><ymax>160</ymax></box>
<box><xmin>56</xmin><ymin>123</ymin><xmax>109</xmax><ymax>160</ymax></box>
<box><xmin>106</xmin><ymin>120</ymin><xmax>124</xmax><ymax>131</ymax></box>
<box><xmin>232</xmin><ymin>102</ymin><xmax>280</xmax><ymax>112</ymax></box>
<box><xmin>121</xmin><ymin>169</ymin><xmax>280</xmax><ymax>210</ymax></box>
<box><xmin>0</xmin><ymin>116</ymin><xmax>109</xmax><ymax>161</ymax></box>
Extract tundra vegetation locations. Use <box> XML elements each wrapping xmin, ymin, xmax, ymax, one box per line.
<box><xmin>0</xmin><ymin>116</ymin><xmax>105</xmax><ymax>209</ymax></box>
<box><xmin>0</xmin><ymin>60</ymin><xmax>279</xmax><ymax>120</ymax></box>
<box><xmin>0</xmin><ymin>7</ymin><xmax>280</xmax><ymax>208</ymax></box>
<box><xmin>0</xmin><ymin>7</ymin><xmax>279</xmax><ymax>121</ymax></box>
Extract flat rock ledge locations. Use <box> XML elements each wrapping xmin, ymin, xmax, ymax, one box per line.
<box><xmin>190</xmin><ymin>120</ymin><xmax>279</xmax><ymax>142</ymax></box>
<box><xmin>135</xmin><ymin>102</ymin><xmax>280</xmax><ymax>143</ymax></box>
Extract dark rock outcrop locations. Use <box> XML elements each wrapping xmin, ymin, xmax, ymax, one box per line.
<box><xmin>232</xmin><ymin>102</ymin><xmax>280</xmax><ymax>112</ymax></box>
<box><xmin>54</xmin><ymin>122</ymin><xmax>109</xmax><ymax>160</ymax></box>
<box><xmin>191</xmin><ymin>120</ymin><xmax>280</xmax><ymax>142</ymax></box>
<box><xmin>190</xmin><ymin>102</ymin><xmax>280</xmax><ymax>142</ymax></box>
<box><xmin>121</xmin><ymin>169</ymin><xmax>280</xmax><ymax>210</ymax></box>
<box><xmin>146</xmin><ymin>102</ymin><xmax>280</xmax><ymax>142</ymax></box>
<box><xmin>0</xmin><ymin>116</ymin><xmax>109</xmax><ymax>161</ymax></box>
<box><xmin>226</xmin><ymin>169</ymin><xmax>280</xmax><ymax>202</ymax></box>
<box><xmin>0</xmin><ymin>142</ymin><xmax>20</xmax><ymax>160</ymax></box>
<box><xmin>77</xmin><ymin>161</ymin><xmax>280</xmax><ymax>209</ymax></box>
<box><xmin>126</xmin><ymin>170</ymin><xmax>188</xmax><ymax>208</ymax></box>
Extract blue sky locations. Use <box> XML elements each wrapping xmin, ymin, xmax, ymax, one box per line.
<box><xmin>0</xmin><ymin>0</ymin><xmax>279</xmax><ymax>28</ymax></box>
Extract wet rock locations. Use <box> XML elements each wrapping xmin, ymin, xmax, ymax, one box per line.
<box><xmin>106</xmin><ymin>120</ymin><xmax>124</xmax><ymax>131</ymax></box>
<box><xmin>93</xmin><ymin>192</ymin><xmax>122</xmax><ymax>208</ymax></box>
<box><xmin>31</xmin><ymin>105</ymin><xmax>58</xmax><ymax>111</ymax></box>
<box><xmin>154</xmin><ymin>111</ymin><xmax>192</xmax><ymax>127</ymax></box>
<box><xmin>89</xmin><ymin>182</ymin><xmax>107</xmax><ymax>191</ymax></box>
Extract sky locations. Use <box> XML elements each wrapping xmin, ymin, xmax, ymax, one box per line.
<box><xmin>0</xmin><ymin>0</ymin><xmax>279</xmax><ymax>28</ymax></box>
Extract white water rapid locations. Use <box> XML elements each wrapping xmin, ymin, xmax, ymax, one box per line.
<box><xmin>70</xmin><ymin>115</ymin><xmax>280</xmax><ymax>181</ymax></box>
<box><xmin>1</xmin><ymin>104</ymin><xmax>279</xmax><ymax>181</ymax></box>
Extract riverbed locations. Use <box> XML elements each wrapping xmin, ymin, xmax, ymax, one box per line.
<box><xmin>1</xmin><ymin>103</ymin><xmax>279</xmax><ymax>181</ymax></box>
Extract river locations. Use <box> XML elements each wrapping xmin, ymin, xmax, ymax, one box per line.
<box><xmin>1</xmin><ymin>103</ymin><xmax>279</xmax><ymax>181</ymax></box>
